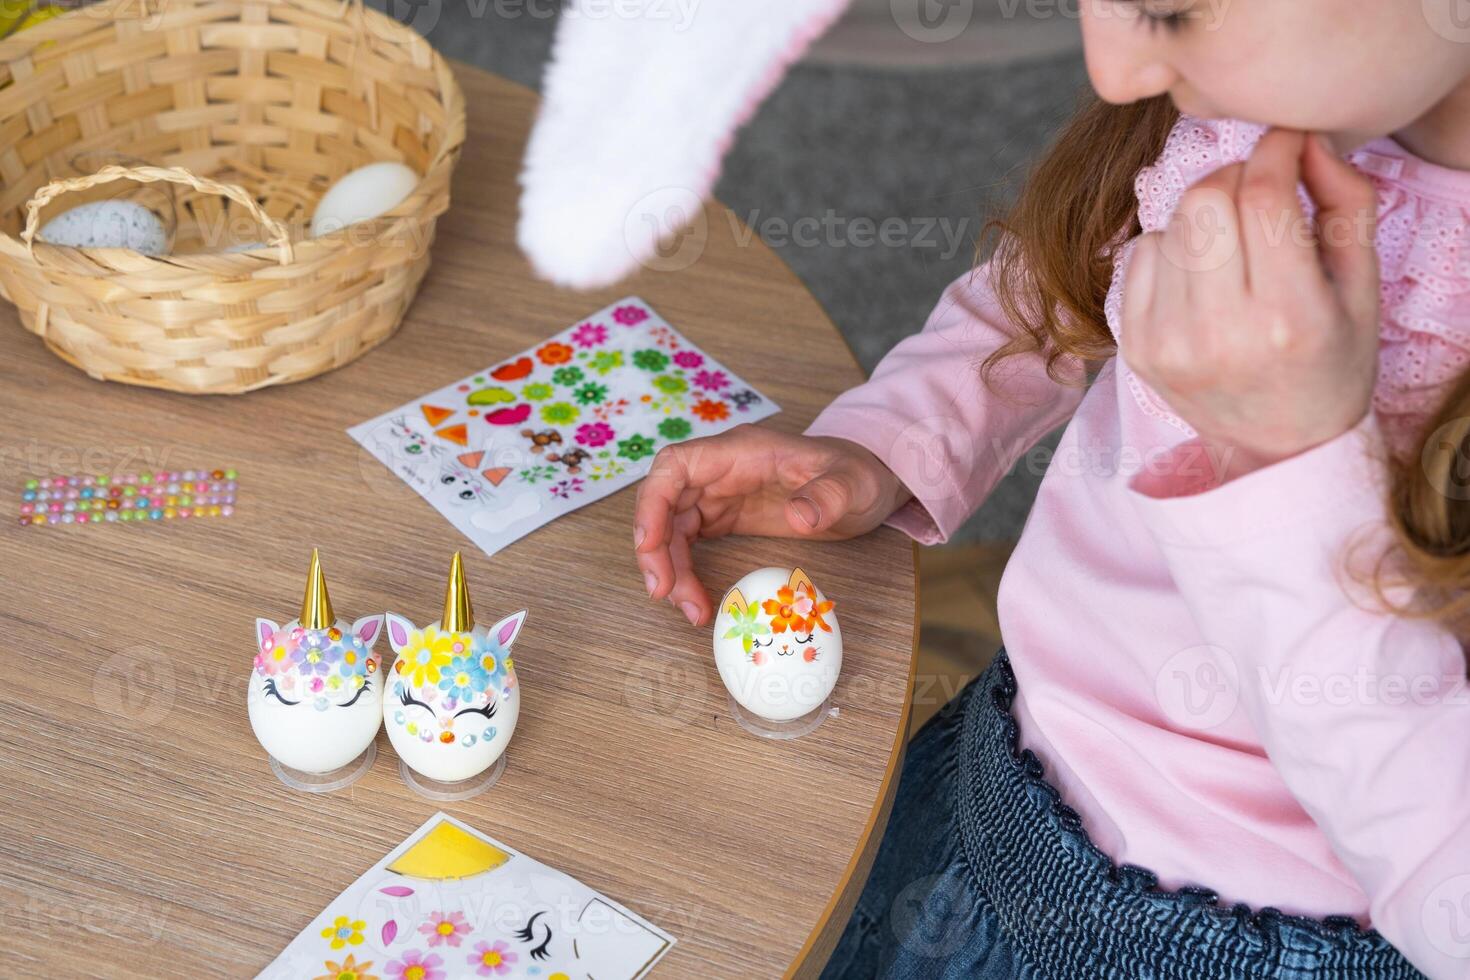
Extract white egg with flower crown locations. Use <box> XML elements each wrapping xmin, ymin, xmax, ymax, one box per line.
<box><xmin>247</xmin><ymin>551</ymin><xmax>384</xmax><ymax>777</ymax></box>
<box><xmin>385</xmin><ymin>554</ymin><xmax>523</xmax><ymax>785</ymax></box>
<box><xmin>713</xmin><ymin>566</ymin><xmax>841</xmax><ymax>723</ymax></box>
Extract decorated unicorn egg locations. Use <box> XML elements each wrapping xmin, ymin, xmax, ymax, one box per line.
<box><xmin>248</xmin><ymin>550</ymin><xmax>384</xmax><ymax>774</ymax></box>
<box><xmin>713</xmin><ymin>566</ymin><xmax>842</xmax><ymax>722</ymax></box>
<box><xmin>384</xmin><ymin>553</ymin><xmax>524</xmax><ymax>784</ymax></box>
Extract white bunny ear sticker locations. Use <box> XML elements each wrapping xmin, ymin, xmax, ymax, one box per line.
<box><xmin>352</xmin><ymin>614</ymin><xmax>384</xmax><ymax>651</ymax></box>
<box><xmin>255</xmin><ymin>618</ymin><xmax>280</xmax><ymax>650</ymax></box>
<box><xmin>488</xmin><ymin>610</ymin><xmax>528</xmax><ymax>650</ymax></box>
<box><xmin>384</xmin><ymin>613</ymin><xmax>418</xmax><ymax>656</ymax></box>
<box><xmin>518</xmin><ymin>0</ymin><xmax>857</xmax><ymax>289</ymax></box>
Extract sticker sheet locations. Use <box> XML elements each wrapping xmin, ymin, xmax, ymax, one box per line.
<box><xmin>349</xmin><ymin>298</ymin><xmax>779</xmax><ymax>558</ymax></box>
<box><xmin>258</xmin><ymin>812</ymin><xmax>675</xmax><ymax>979</ymax></box>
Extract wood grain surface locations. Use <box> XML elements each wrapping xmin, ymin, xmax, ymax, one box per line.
<box><xmin>0</xmin><ymin>64</ymin><xmax>917</xmax><ymax>979</ymax></box>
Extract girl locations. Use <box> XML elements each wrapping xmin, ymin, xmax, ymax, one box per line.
<box><xmin>632</xmin><ymin>1</ymin><xmax>1470</xmax><ymax>977</ymax></box>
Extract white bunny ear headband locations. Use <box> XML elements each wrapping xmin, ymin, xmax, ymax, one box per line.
<box><xmin>517</xmin><ymin>0</ymin><xmax>856</xmax><ymax>290</ymax></box>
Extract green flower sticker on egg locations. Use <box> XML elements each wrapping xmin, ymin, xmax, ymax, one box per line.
<box><xmin>552</xmin><ymin>366</ymin><xmax>585</xmax><ymax>386</ymax></box>
<box><xmin>658</xmin><ymin>417</ymin><xmax>692</xmax><ymax>440</ymax></box>
<box><xmin>617</xmin><ymin>434</ymin><xmax>656</xmax><ymax>461</ymax></box>
<box><xmin>466</xmin><ymin>386</ymin><xmax>516</xmax><ymax>406</ymax></box>
<box><xmin>522</xmin><ymin>382</ymin><xmax>555</xmax><ymax>402</ymax></box>
<box><xmin>574</xmin><ymin>382</ymin><xmax>609</xmax><ymax>405</ymax></box>
<box><xmin>541</xmin><ymin>402</ymin><xmax>580</xmax><ymax>425</ymax></box>
<box><xmin>633</xmin><ymin>349</ymin><xmax>670</xmax><ymax>372</ymax></box>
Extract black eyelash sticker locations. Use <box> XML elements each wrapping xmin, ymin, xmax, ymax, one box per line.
<box><xmin>264</xmin><ymin>678</ymin><xmax>299</xmax><ymax>706</ymax></box>
<box><xmin>339</xmin><ymin>676</ymin><xmax>372</xmax><ymax>708</ymax></box>
<box><xmin>398</xmin><ymin>686</ymin><xmax>433</xmax><ymax>713</ymax></box>
<box><xmin>513</xmin><ymin>910</ymin><xmax>554</xmax><ymax>961</ymax></box>
<box><xmin>453</xmin><ymin>700</ymin><xmax>497</xmax><ymax>720</ymax></box>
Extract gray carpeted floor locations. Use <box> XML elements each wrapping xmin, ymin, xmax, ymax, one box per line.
<box><xmin>379</xmin><ymin>0</ymin><xmax>1091</xmax><ymax>541</ymax></box>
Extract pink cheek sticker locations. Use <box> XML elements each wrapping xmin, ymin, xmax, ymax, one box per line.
<box><xmin>803</xmin><ymin>647</ymin><xmax>818</xmax><ymax>662</ymax></box>
<box><xmin>752</xmin><ymin>650</ymin><xmax>766</xmax><ymax>666</ymax></box>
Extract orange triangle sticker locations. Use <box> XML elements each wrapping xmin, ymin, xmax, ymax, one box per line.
<box><xmin>435</xmin><ymin>423</ymin><xmax>469</xmax><ymax>447</ymax></box>
<box><xmin>457</xmin><ymin>451</ymin><xmax>485</xmax><ymax>470</ymax></box>
<box><xmin>482</xmin><ymin>467</ymin><xmax>511</xmax><ymax>487</ymax></box>
<box><xmin>421</xmin><ymin>404</ymin><xmax>455</xmax><ymax>427</ymax></box>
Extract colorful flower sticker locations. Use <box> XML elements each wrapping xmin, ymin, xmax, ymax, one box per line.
<box><xmin>693</xmin><ymin>369</ymin><xmax>729</xmax><ymax>391</ymax></box>
<box><xmin>673</xmin><ymin>350</ymin><xmax>704</xmax><ymax>369</ymax></box>
<box><xmin>657</xmin><ymin>417</ymin><xmax>692</xmax><ymax>440</ymax></box>
<box><xmin>613</xmin><ymin>304</ymin><xmax>649</xmax><ymax>325</ymax></box>
<box><xmin>617</xmin><ymin>434</ymin><xmax>656</xmax><ymax>461</ymax></box>
<box><xmin>589</xmin><ymin>350</ymin><xmax>624</xmax><ymax>375</ymax></box>
<box><xmin>632</xmin><ymin>349</ymin><xmax>669</xmax><ymax>372</ymax></box>
<box><xmin>551</xmin><ymin>366</ymin><xmax>584</xmax><ymax>386</ymax></box>
<box><xmin>438</xmin><ymin>655</ymin><xmax>490</xmax><ymax>701</ymax></box>
<box><xmin>762</xmin><ymin>586</ymin><xmax>809</xmax><ymax>633</ymax></box>
<box><xmin>518</xmin><ymin>464</ymin><xmax>558</xmax><ymax>484</ymax></box>
<box><xmin>386</xmin><ymin>950</ymin><xmax>444</xmax><ymax>980</ymax></box>
<box><xmin>321</xmin><ymin>916</ymin><xmax>367</xmax><ymax>950</ymax></box>
<box><xmin>315</xmin><ymin>953</ymin><xmax>376</xmax><ymax>980</ymax></box>
<box><xmin>573</xmin><ymin>382</ymin><xmax>608</xmax><ymax>405</ymax></box>
<box><xmin>651</xmin><ymin>374</ymin><xmax>687</xmax><ymax>394</ymax></box>
<box><xmin>394</xmin><ymin>628</ymin><xmax>455</xmax><ymax>687</ymax></box>
<box><xmin>468</xmin><ymin>940</ymin><xmax>518</xmax><ymax>977</ymax></box>
<box><xmin>692</xmin><ymin>399</ymin><xmax>730</xmax><ymax>422</ymax></box>
<box><xmin>723</xmin><ymin>603</ymin><xmax>770</xmax><ymax>653</ymax></box>
<box><xmin>536</xmin><ymin>342</ymin><xmax>574</xmax><ymax>365</ymax></box>
<box><xmin>522</xmin><ymin>382</ymin><xmax>554</xmax><ymax>402</ymax></box>
<box><xmin>570</xmin><ymin>322</ymin><xmax>608</xmax><ymax>348</ymax></box>
<box><xmin>540</xmin><ymin>402</ymin><xmax>580</xmax><ymax>425</ymax></box>
<box><xmin>419</xmin><ymin>911</ymin><xmax>471</xmax><ymax>948</ymax></box>
<box><xmin>575</xmin><ymin>422</ymin><xmax>616</xmax><ymax>447</ymax></box>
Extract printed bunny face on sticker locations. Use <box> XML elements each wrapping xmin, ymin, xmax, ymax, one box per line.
<box><xmin>384</xmin><ymin>609</ymin><xmax>524</xmax><ymax>782</ymax></box>
<box><xmin>247</xmin><ymin>614</ymin><xmax>384</xmax><ymax>773</ymax></box>
<box><xmin>713</xmin><ymin>567</ymin><xmax>841</xmax><ymax>722</ymax></box>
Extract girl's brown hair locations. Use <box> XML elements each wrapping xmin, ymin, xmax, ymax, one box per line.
<box><xmin>988</xmin><ymin>93</ymin><xmax>1470</xmax><ymax>634</ymax></box>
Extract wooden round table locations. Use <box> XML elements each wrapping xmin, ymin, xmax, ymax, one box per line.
<box><xmin>0</xmin><ymin>64</ymin><xmax>918</xmax><ymax>978</ymax></box>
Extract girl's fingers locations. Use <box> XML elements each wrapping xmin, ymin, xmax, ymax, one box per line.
<box><xmin>665</xmin><ymin>509</ymin><xmax>712</xmax><ymax>626</ymax></box>
<box><xmin>786</xmin><ymin>469</ymin><xmax>857</xmax><ymax>535</ymax></box>
<box><xmin>1302</xmin><ymin>131</ymin><xmax>1381</xmax><ymax>321</ymax></box>
<box><xmin>1121</xmin><ymin>233</ymin><xmax>1160</xmax><ymax>339</ymax></box>
<box><xmin>633</xmin><ymin>444</ymin><xmax>689</xmax><ymax>559</ymax></box>
<box><xmin>1171</xmin><ymin>162</ymin><xmax>1246</xmax><ymax>304</ymax></box>
<box><xmin>1238</xmin><ymin>129</ymin><xmax>1317</xmax><ymax>295</ymax></box>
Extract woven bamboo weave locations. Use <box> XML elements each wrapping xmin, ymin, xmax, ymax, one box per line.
<box><xmin>0</xmin><ymin>0</ymin><xmax>465</xmax><ymax>393</ymax></box>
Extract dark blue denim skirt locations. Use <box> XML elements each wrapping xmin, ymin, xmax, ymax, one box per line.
<box><xmin>821</xmin><ymin>650</ymin><xmax>1422</xmax><ymax>979</ymax></box>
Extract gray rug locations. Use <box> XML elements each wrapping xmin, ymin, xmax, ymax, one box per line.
<box><xmin>378</xmin><ymin>0</ymin><xmax>1091</xmax><ymax>541</ymax></box>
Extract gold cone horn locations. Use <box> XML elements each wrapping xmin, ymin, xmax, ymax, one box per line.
<box><xmin>300</xmin><ymin>548</ymin><xmax>335</xmax><ymax>630</ymax></box>
<box><xmin>442</xmin><ymin>551</ymin><xmax>475</xmax><ymax>633</ymax></box>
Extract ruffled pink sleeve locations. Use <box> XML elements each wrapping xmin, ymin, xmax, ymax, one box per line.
<box><xmin>1128</xmin><ymin>414</ymin><xmax>1470</xmax><ymax>978</ymax></box>
<box><xmin>805</xmin><ymin>266</ymin><xmax>1086</xmax><ymax>544</ymax></box>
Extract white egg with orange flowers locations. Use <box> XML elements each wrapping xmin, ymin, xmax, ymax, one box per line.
<box><xmin>712</xmin><ymin>567</ymin><xmax>841</xmax><ymax>723</ymax></box>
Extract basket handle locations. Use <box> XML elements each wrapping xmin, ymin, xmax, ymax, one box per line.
<box><xmin>21</xmin><ymin>164</ymin><xmax>295</xmax><ymax>264</ymax></box>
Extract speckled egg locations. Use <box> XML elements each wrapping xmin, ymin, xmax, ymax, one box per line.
<box><xmin>38</xmin><ymin>200</ymin><xmax>169</xmax><ymax>255</ymax></box>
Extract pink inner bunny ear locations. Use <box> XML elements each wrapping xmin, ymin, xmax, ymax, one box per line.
<box><xmin>386</xmin><ymin>613</ymin><xmax>414</xmax><ymax>651</ymax></box>
<box><xmin>255</xmin><ymin>618</ymin><xmax>279</xmax><ymax>648</ymax></box>
<box><xmin>355</xmin><ymin>615</ymin><xmax>383</xmax><ymax>647</ymax></box>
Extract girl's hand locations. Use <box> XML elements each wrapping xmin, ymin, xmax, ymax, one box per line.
<box><xmin>633</xmin><ymin>426</ymin><xmax>909</xmax><ymax>625</ymax></box>
<box><xmin>1122</xmin><ymin>129</ymin><xmax>1381</xmax><ymax>481</ymax></box>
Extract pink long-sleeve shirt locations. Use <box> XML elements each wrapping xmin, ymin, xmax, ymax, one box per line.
<box><xmin>807</xmin><ymin>117</ymin><xmax>1470</xmax><ymax>978</ymax></box>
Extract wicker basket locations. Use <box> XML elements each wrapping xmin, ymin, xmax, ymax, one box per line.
<box><xmin>0</xmin><ymin>0</ymin><xmax>465</xmax><ymax>393</ymax></box>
